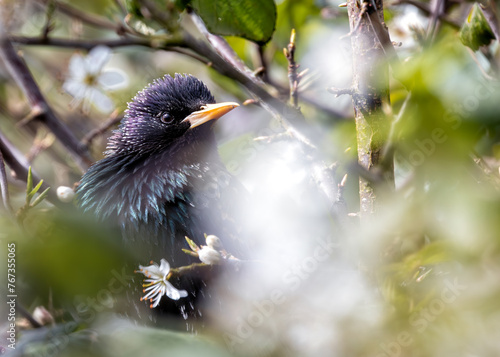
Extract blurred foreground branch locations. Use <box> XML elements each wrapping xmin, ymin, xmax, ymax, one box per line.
<box><xmin>0</xmin><ymin>149</ymin><xmax>13</xmax><ymax>215</ymax></box>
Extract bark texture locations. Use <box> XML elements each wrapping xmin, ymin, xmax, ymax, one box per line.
<box><xmin>347</xmin><ymin>0</ymin><xmax>393</xmax><ymax>215</ymax></box>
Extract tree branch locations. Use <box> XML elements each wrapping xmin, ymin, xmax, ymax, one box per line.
<box><xmin>0</xmin><ymin>149</ymin><xmax>13</xmax><ymax>215</ymax></box>
<box><xmin>347</xmin><ymin>0</ymin><xmax>394</xmax><ymax>216</ymax></box>
<box><xmin>10</xmin><ymin>35</ymin><xmax>153</xmax><ymax>50</ymax></box>
<box><xmin>80</xmin><ymin>111</ymin><xmax>123</xmax><ymax>149</ymax></box>
<box><xmin>189</xmin><ymin>11</ymin><xmax>251</xmax><ymax>76</ymax></box>
<box><xmin>284</xmin><ymin>29</ymin><xmax>300</xmax><ymax>109</ymax></box>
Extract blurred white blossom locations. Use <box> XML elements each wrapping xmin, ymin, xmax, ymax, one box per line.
<box><xmin>198</xmin><ymin>235</ymin><xmax>223</xmax><ymax>264</ymax></box>
<box><xmin>136</xmin><ymin>259</ymin><xmax>188</xmax><ymax>308</ymax></box>
<box><xmin>63</xmin><ymin>46</ymin><xmax>128</xmax><ymax>113</ymax></box>
<box><xmin>32</xmin><ymin>306</ymin><xmax>54</xmax><ymax>326</ymax></box>
<box><xmin>56</xmin><ymin>186</ymin><xmax>75</xmax><ymax>203</ymax></box>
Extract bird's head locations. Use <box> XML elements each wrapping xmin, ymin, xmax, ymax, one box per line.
<box><xmin>106</xmin><ymin>74</ymin><xmax>238</xmax><ymax>156</ymax></box>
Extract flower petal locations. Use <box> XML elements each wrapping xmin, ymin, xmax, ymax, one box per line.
<box><xmin>88</xmin><ymin>87</ymin><xmax>114</xmax><ymax>113</ymax></box>
<box><xmin>165</xmin><ymin>281</ymin><xmax>188</xmax><ymax>300</ymax></box>
<box><xmin>87</xmin><ymin>46</ymin><xmax>111</xmax><ymax>74</ymax></box>
<box><xmin>159</xmin><ymin>259</ymin><xmax>171</xmax><ymax>275</ymax></box>
<box><xmin>139</xmin><ymin>264</ymin><xmax>162</xmax><ymax>277</ymax></box>
<box><xmin>67</xmin><ymin>54</ymin><xmax>86</xmax><ymax>80</ymax></box>
<box><xmin>98</xmin><ymin>70</ymin><xmax>128</xmax><ymax>90</ymax></box>
<box><xmin>63</xmin><ymin>79</ymin><xmax>88</xmax><ymax>100</ymax></box>
<box><xmin>198</xmin><ymin>246</ymin><xmax>222</xmax><ymax>265</ymax></box>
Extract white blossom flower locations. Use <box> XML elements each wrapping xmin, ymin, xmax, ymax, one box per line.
<box><xmin>198</xmin><ymin>235</ymin><xmax>223</xmax><ymax>264</ymax></box>
<box><xmin>198</xmin><ymin>245</ymin><xmax>222</xmax><ymax>264</ymax></box>
<box><xmin>32</xmin><ymin>306</ymin><xmax>54</xmax><ymax>326</ymax></box>
<box><xmin>205</xmin><ymin>234</ymin><xmax>223</xmax><ymax>250</ymax></box>
<box><xmin>136</xmin><ymin>259</ymin><xmax>188</xmax><ymax>308</ymax></box>
<box><xmin>63</xmin><ymin>46</ymin><xmax>128</xmax><ymax>113</ymax></box>
<box><xmin>56</xmin><ymin>186</ymin><xmax>75</xmax><ymax>203</ymax></box>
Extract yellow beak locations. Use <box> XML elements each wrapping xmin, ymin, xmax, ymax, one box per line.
<box><xmin>182</xmin><ymin>102</ymin><xmax>239</xmax><ymax>129</ymax></box>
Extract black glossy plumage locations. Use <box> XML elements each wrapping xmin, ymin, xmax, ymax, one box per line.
<box><xmin>76</xmin><ymin>74</ymin><xmax>244</xmax><ymax>318</ymax></box>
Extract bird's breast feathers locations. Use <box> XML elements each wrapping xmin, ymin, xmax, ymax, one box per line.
<box><xmin>77</xmin><ymin>154</ymin><xmax>224</xmax><ymax>230</ymax></box>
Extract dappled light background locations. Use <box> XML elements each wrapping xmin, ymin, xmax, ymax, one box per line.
<box><xmin>2</xmin><ymin>1</ymin><xmax>500</xmax><ymax>357</ymax></box>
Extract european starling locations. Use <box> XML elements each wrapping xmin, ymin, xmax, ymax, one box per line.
<box><xmin>76</xmin><ymin>74</ymin><xmax>243</xmax><ymax>317</ymax></box>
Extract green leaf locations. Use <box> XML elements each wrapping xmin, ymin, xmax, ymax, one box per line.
<box><xmin>31</xmin><ymin>187</ymin><xmax>50</xmax><ymax>208</ymax></box>
<box><xmin>190</xmin><ymin>0</ymin><xmax>277</xmax><ymax>44</ymax></box>
<box><xmin>26</xmin><ymin>166</ymin><xmax>33</xmax><ymax>202</ymax></box>
<box><xmin>459</xmin><ymin>3</ymin><xmax>496</xmax><ymax>51</ymax></box>
<box><xmin>29</xmin><ymin>179</ymin><xmax>44</xmax><ymax>197</ymax></box>
<box><xmin>185</xmin><ymin>236</ymin><xmax>200</xmax><ymax>251</ymax></box>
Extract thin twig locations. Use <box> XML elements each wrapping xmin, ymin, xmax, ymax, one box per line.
<box><xmin>328</xmin><ymin>87</ymin><xmax>355</xmax><ymax>97</ymax></box>
<box><xmin>284</xmin><ymin>29</ymin><xmax>300</xmax><ymax>109</ymax></box>
<box><xmin>80</xmin><ymin>112</ymin><xmax>124</xmax><ymax>148</ymax></box>
<box><xmin>425</xmin><ymin>0</ymin><xmax>446</xmax><ymax>43</ymax></box>
<box><xmin>40</xmin><ymin>0</ymin><xmax>56</xmax><ymax>39</ymax></box>
<box><xmin>169</xmin><ymin>47</ymin><xmax>211</xmax><ymax>65</ymax></box>
<box><xmin>0</xmin><ymin>149</ymin><xmax>13</xmax><ymax>215</ymax></box>
<box><xmin>253</xmin><ymin>131</ymin><xmax>294</xmax><ymax>144</ymax></box>
<box><xmin>381</xmin><ymin>92</ymin><xmax>412</xmax><ymax>161</ymax></box>
<box><xmin>168</xmin><ymin>262</ymin><xmax>214</xmax><ymax>279</ymax></box>
<box><xmin>16</xmin><ymin>106</ymin><xmax>45</xmax><ymax>128</ymax></box>
<box><xmin>11</xmin><ymin>35</ymin><xmax>153</xmax><ymax>50</ymax></box>
<box><xmin>255</xmin><ymin>44</ymin><xmax>269</xmax><ymax>82</ymax></box>
<box><xmin>26</xmin><ymin>131</ymin><xmax>56</xmax><ymax>163</ymax></box>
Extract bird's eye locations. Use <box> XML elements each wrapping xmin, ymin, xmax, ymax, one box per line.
<box><xmin>160</xmin><ymin>113</ymin><xmax>174</xmax><ymax>124</ymax></box>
